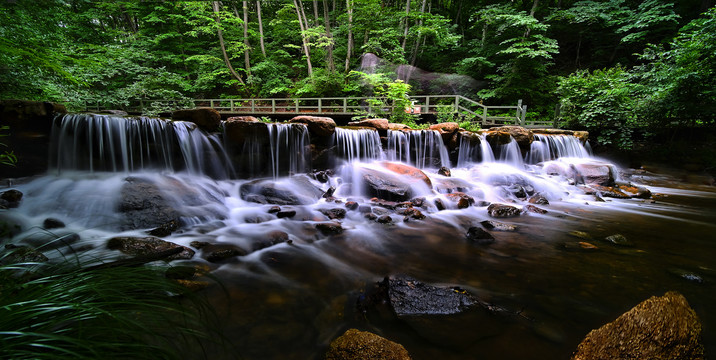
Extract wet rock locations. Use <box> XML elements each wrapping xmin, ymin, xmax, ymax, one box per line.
<box><xmin>445</xmin><ymin>192</ymin><xmax>475</xmax><ymax>209</ymax></box>
<box><xmin>361</xmin><ymin>168</ymin><xmax>412</xmax><ymax>201</ymax></box>
<box><xmin>118</xmin><ymin>178</ymin><xmax>181</xmax><ymax>230</ymax></box>
<box><xmin>107</xmin><ymin>236</ymin><xmax>194</xmax><ymax>260</ymax></box>
<box><xmin>387</xmin><ymin>123</ymin><xmax>411</xmax><ymax>130</ymax></box>
<box><xmin>380</xmin><ymin>162</ymin><xmax>432</xmax><ymax>188</ymax></box>
<box><xmin>347</xmin><ymin>118</ymin><xmax>390</xmax><ymax>131</ymax></box>
<box><xmin>325</xmin><ymin>328</ymin><xmax>411</xmax><ymax>360</ymax></box>
<box><xmin>528</xmin><ymin>194</ymin><xmax>549</xmax><ymax>205</ymax></box>
<box><xmin>42</xmin><ymin>218</ymin><xmax>65</xmax><ymax>229</ymax></box>
<box><xmin>524</xmin><ymin>205</ymin><xmax>548</xmax><ymax>214</ymax></box>
<box><xmin>487</xmin><ymin>203</ymin><xmax>521</xmax><ymax>218</ymax></box>
<box><xmin>253</xmin><ymin>230</ymin><xmax>290</xmax><ymax>251</ymax></box>
<box><xmin>147</xmin><ymin>219</ymin><xmax>180</xmax><ymax>237</ymax></box>
<box><xmin>487</xmin><ymin>126</ymin><xmax>534</xmax><ymax>152</ymax></box>
<box><xmin>189</xmin><ymin>241</ymin><xmax>210</xmax><ymax>249</ymax></box>
<box><xmin>320</xmin><ymin>208</ymin><xmax>346</xmax><ymax>220</ymax></box>
<box><xmin>202</xmin><ymin>243</ymin><xmax>247</xmax><ymax>262</ymax></box>
<box><xmin>165</xmin><ymin>263</ymin><xmax>211</xmax><ymax>280</ymax></box>
<box><xmin>434</xmin><ymin>198</ymin><xmax>446</xmax><ymax>211</ymax></box>
<box><xmin>226</xmin><ymin>115</ymin><xmax>259</xmax><ymax>122</ymax></box>
<box><xmin>433</xmin><ymin>178</ymin><xmax>473</xmax><ymax>193</ymax></box>
<box><xmin>345</xmin><ymin>201</ymin><xmax>359</xmax><ymax>210</ymax></box>
<box><xmin>368</xmin><ymin>276</ymin><xmax>478</xmax><ymax>316</ymax></box>
<box><xmin>559</xmin><ymin>242</ymin><xmax>599</xmax><ymax>252</ymax></box>
<box><xmin>2</xmin><ymin>244</ymin><xmax>48</xmax><ymax>263</ymax></box>
<box><xmin>437</xmin><ymin>166</ymin><xmax>451</xmax><ymax>177</ymax></box>
<box><xmin>364</xmin><ymin>213</ymin><xmax>378</xmax><ymax>221</ymax></box>
<box><xmin>604</xmin><ymin>234</ymin><xmax>633</xmax><ymax>247</ymax></box>
<box><xmin>572</xmin><ymin>162</ymin><xmax>616</xmax><ymax>187</ymax></box>
<box><xmin>572</xmin><ymin>291</ymin><xmax>704</xmax><ymax>360</ymax></box>
<box><xmin>267</xmin><ymin>206</ymin><xmax>281</xmax><ymax>214</ymax></box>
<box><xmin>223</xmin><ymin>119</ymin><xmax>270</xmax><ymax>147</ymax></box>
<box><xmin>410</xmin><ymin>197</ymin><xmax>425</xmax><ymax>208</ymax></box>
<box><xmin>358</xmin><ymin>205</ymin><xmax>372</xmax><ymax>213</ymax></box>
<box><xmin>377</xmin><ymin>215</ymin><xmax>393</xmax><ymax>224</ymax></box>
<box><xmin>668</xmin><ymin>269</ymin><xmax>704</xmax><ymax>284</ymax></box>
<box><xmin>466</xmin><ymin>227</ymin><xmax>495</xmax><ymax>245</ymax></box>
<box><xmin>311</xmin><ymin>170</ymin><xmax>332</xmax><ymax>183</ymax></box>
<box><xmin>276</xmin><ymin>210</ymin><xmax>297</xmax><ymax>219</ymax></box>
<box><xmin>289</xmin><ymin>115</ymin><xmax>336</xmax><ymax>137</ymax></box>
<box><xmin>569</xmin><ymin>231</ymin><xmax>592</xmax><ymax>240</ymax></box>
<box><xmin>0</xmin><ymin>189</ymin><xmax>23</xmax><ymax>208</ymax></box>
<box><xmin>172</xmin><ymin>107</ymin><xmax>221</xmax><ymax>131</ymax></box>
<box><xmin>22</xmin><ymin>232</ymin><xmax>81</xmax><ymax>250</ymax></box>
<box><xmin>240</xmin><ymin>177</ymin><xmax>322</xmax><ymax>205</ymax></box>
<box><xmin>429</xmin><ymin>122</ymin><xmax>459</xmax><ymax>134</ymax></box>
<box><xmin>399</xmin><ymin>207</ymin><xmax>426</xmax><ymax>221</ymax></box>
<box><xmin>617</xmin><ymin>184</ymin><xmax>652</xmax><ymax>199</ymax></box>
<box><xmin>315</xmin><ymin>221</ymin><xmax>343</xmax><ymax>235</ymax></box>
<box><xmin>480</xmin><ymin>220</ymin><xmax>516</xmax><ymax>231</ymax></box>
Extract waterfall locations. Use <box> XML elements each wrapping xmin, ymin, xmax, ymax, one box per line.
<box><xmin>456</xmin><ymin>133</ymin><xmax>495</xmax><ymax>167</ymax></box>
<box><xmin>526</xmin><ymin>134</ymin><xmax>591</xmax><ymax>163</ymax></box>
<box><xmin>497</xmin><ymin>138</ymin><xmax>523</xmax><ymax>167</ymax></box>
<box><xmin>50</xmin><ymin>114</ymin><xmax>234</xmax><ymax>178</ymax></box>
<box><xmin>333</xmin><ymin>127</ymin><xmax>383</xmax><ymax>163</ymax></box>
<box><xmin>385</xmin><ymin>130</ymin><xmax>449</xmax><ymax>169</ymax></box>
<box><xmin>268</xmin><ymin>123</ymin><xmax>311</xmax><ymax>178</ymax></box>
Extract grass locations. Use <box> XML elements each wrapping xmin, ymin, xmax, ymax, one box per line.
<box><xmin>0</xmin><ymin>245</ymin><xmax>227</xmax><ymax>360</ymax></box>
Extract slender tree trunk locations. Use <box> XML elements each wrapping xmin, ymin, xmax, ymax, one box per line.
<box><xmin>213</xmin><ymin>1</ymin><xmax>245</xmax><ymax>85</ymax></box>
<box><xmin>256</xmin><ymin>0</ymin><xmax>267</xmax><ymax>58</ymax></box>
<box><xmin>401</xmin><ymin>0</ymin><xmax>410</xmax><ymax>51</ymax></box>
<box><xmin>313</xmin><ymin>0</ymin><xmax>320</xmax><ymax>25</ymax></box>
<box><xmin>298</xmin><ymin>0</ymin><xmax>311</xmax><ymax>33</ymax></box>
<box><xmin>524</xmin><ymin>0</ymin><xmax>539</xmax><ymax>37</ymax></box>
<box><xmin>323</xmin><ymin>0</ymin><xmax>335</xmax><ymax>72</ymax></box>
<box><xmin>293</xmin><ymin>0</ymin><xmax>314</xmax><ymax>77</ymax></box>
<box><xmin>409</xmin><ymin>0</ymin><xmax>427</xmax><ymax>66</ymax></box>
<box><xmin>243</xmin><ymin>0</ymin><xmax>251</xmax><ymax>76</ymax></box>
<box><xmin>344</xmin><ymin>0</ymin><xmax>353</xmax><ymax>72</ymax></box>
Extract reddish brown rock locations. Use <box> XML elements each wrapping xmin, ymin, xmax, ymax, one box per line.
<box><xmin>223</xmin><ymin>119</ymin><xmax>270</xmax><ymax>147</ymax></box>
<box><xmin>226</xmin><ymin>115</ymin><xmax>260</xmax><ymax>122</ymax></box>
<box><xmin>572</xmin><ymin>291</ymin><xmax>704</xmax><ymax>360</ymax></box>
<box><xmin>387</xmin><ymin>123</ymin><xmax>411</xmax><ymax>130</ymax></box>
<box><xmin>445</xmin><ymin>192</ymin><xmax>475</xmax><ymax>209</ymax></box>
<box><xmin>487</xmin><ymin>203</ymin><xmax>521</xmax><ymax>218</ymax></box>
<box><xmin>172</xmin><ymin>107</ymin><xmax>221</xmax><ymax>131</ymax></box>
<box><xmin>380</xmin><ymin>162</ymin><xmax>432</xmax><ymax>188</ymax></box>
<box><xmin>486</xmin><ymin>126</ymin><xmax>534</xmax><ymax>152</ymax></box>
<box><xmin>429</xmin><ymin>122</ymin><xmax>460</xmax><ymax>133</ymax></box>
<box><xmin>325</xmin><ymin>329</ymin><xmax>411</xmax><ymax>360</ymax></box>
<box><xmin>347</xmin><ymin>118</ymin><xmax>389</xmax><ymax>131</ymax></box>
<box><xmin>289</xmin><ymin>115</ymin><xmax>336</xmax><ymax>136</ymax></box>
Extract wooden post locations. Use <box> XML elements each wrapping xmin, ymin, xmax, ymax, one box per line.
<box><xmin>251</xmin><ymin>99</ymin><xmax>255</xmax><ymax>112</ymax></box>
<box><xmin>295</xmin><ymin>99</ymin><xmax>299</xmax><ymax>113</ymax></box>
<box><xmin>318</xmin><ymin>98</ymin><xmax>322</xmax><ymax>114</ymax></box>
<box><xmin>425</xmin><ymin>96</ymin><xmax>430</xmax><ymax>114</ymax></box>
<box><xmin>343</xmin><ymin>98</ymin><xmax>347</xmax><ymax>113</ymax></box>
<box><xmin>230</xmin><ymin>99</ymin><xmax>235</xmax><ymax>112</ymax></box>
<box><xmin>482</xmin><ymin>106</ymin><xmax>487</xmax><ymax>125</ymax></box>
<box><xmin>272</xmin><ymin>99</ymin><xmax>276</xmax><ymax>114</ymax></box>
<box><xmin>516</xmin><ymin>99</ymin><xmax>522</xmax><ymax>125</ymax></box>
<box><xmin>521</xmin><ymin>105</ymin><xmax>527</xmax><ymax>126</ymax></box>
<box><xmin>554</xmin><ymin>102</ymin><xmax>561</xmax><ymax>129</ymax></box>
<box><xmin>454</xmin><ymin>96</ymin><xmax>459</xmax><ymax>114</ymax></box>
<box><xmin>210</xmin><ymin>99</ymin><xmax>214</xmax><ymax>109</ymax></box>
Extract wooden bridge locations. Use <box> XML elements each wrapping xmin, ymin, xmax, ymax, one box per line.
<box><xmin>84</xmin><ymin>95</ymin><xmax>557</xmax><ymax>128</ymax></box>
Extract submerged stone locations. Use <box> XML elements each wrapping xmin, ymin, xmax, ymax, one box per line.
<box><xmin>107</xmin><ymin>236</ymin><xmax>194</xmax><ymax>260</ymax></box>
<box><xmin>487</xmin><ymin>203</ymin><xmax>521</xmax><ymax>218</ymax></box>
<box><xmin>604</xmin><ymin>234</ymin><xmax>633</xmax><ymax>247</ymax></box>
<box><xmin>480</xmin><ymin>220</ymin><xmax>516</xmax><ymax>231</ymax></box>
<box><xmin>325</xmin><ymin>329</ymin><xmax>411</xmax><ymax>360</ymax></box>
<box><xmin>466</xmin><ymin>227</ymin><xmax>495</xmax><ymax>245</ymax></box>
<box><xmin>572</xmin><ymin>291</ymin><xmax>704</xmax><ymax>360</ymax></box>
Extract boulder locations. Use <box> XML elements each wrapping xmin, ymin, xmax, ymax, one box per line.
<box><xmin>316</xmin><ymin>221</ymin><xmax>343</xmax><ymax>235</ymax></box>
<box><xmin>466</xmin><ymin>227</ymin><xmax>495</xmax><ymax>245</ymax></box>
<box><xmin>347</xmin><ymin>118</ymin><xmax>389</xmax><ymax>131</ymax></box>
<box><xmin>289</xmin><ymin>115</ymin><xmax>336</xmax><ymax>137</ymax></box>
<box><xmin>226</xmin><ymin>115</ymin><xmax>260</xmax><ymax>122</ymax></box>
<box><xmin>487</xmin><ymin>126</ymin><xmax>534</xmax><ymax>152</ymax></box>
<box><xmin>42</xmin><ymin>218</ymin><xmax>65</xmax><ymax>229</ymax></box>
<box><xmin>240</xmin><ymin>177</ymin><xmax>323</xmax><ymax>205</ymax></box>
<box><xmin>433</xmin><ymin>177</ymin><xmax>473</xmax><ymax>193</ymax></box>
<box><xmin>572</xmin><ymin>291</ymin><xmax>704</xmax><ymax>360</ymax></box>
<box><xmin>445</xmin><ymin>192</ymin><xmax>475</xmax><ymax>209</ymax></box>
<box><xmin>223</xmin><ymin>118</ymin><xmax>270</xmax><ymax>147</ymax></box>
<box><xmin>361</xmin><ymin>168</ymin><xmax>413</xmax><ymax>201</ymax></box>
<box><xmin>118</xmin><ymin>178</ymin><xmax>181</xmax><ymax>230</ymax></box>
<box><xmin>325</xmin><ymin>329</ymin><xmax>411</xmax><ymax>360</ymax></box>
<box><xmin>572</xmin><ymin>162</ymin><xmax>616</xmax><ymax>187</ymax></box>
<box><xmin>387</xmin><ymin>123</ymin><xmax>411</xmax><ymax>130</ymax></box>
<box><xmin>429</xmin><ymin>122</ymin><xmax>460</xmax><ymax>134</ymax></box>
<box><xmin>480</xmin><ymin>220</ymin><xmax>516</xmax><ymax>231</ymax></box>
<box><xmin>107</xmin><ymin>236</ymin><xmax>195</xmax><ymax>261</ymax></box>
<box><xmin>528</xmin><ymin>194</ymin><xmax>550</xmax><ymax>205</ymax></box>
<box><xmin>524</xmin><ymin>204</ymin><xmax>548</xmax><ymax>214</ymax></box>
<box><xmin>487</xmin><ymin>203</ymin><xmax>521</xmax><ymax>218</ymax></box>
<box><xmin>147</xmin><ymin>219</ymin><xmax>180</xmax><ymax>237</ymax></box>
<box><xmin>201</xmin><ymin>243</ymin><xmax>247</xmax><ymax>262</ymax></box>
<box><xmin>0</xmin><ymin>189</ymin><xmax>23</xmax><ymax>208</ymax></box>
<box><xmin>172</xmin><ymin>107</ymin><xmax>221</xmax><ymax>131</ymax></box>
<box><xmin>437</xmin><ymin>166</ymin><xmax>451</xmax><ymax>177</ymax></box>
<box><xmin>380</xmin><ymin>162</ymin><xmax>432</xmax><ymax>188</ymax></box>
<box><xmin>320</xmin><ymin>208</ymin><xmax>347</xmax><ymax>220</ymax></box>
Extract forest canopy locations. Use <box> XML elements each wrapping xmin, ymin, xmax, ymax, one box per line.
<box><xmin>0</xmin><ymin>0</ymin><xmax>714</xmax><ymax>148</ymax></box>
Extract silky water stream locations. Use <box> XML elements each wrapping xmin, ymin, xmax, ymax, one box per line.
<box><xmin>2</xmin><ymin>114</ymin><xmax>715</xmax><ymax>359</ymax></box>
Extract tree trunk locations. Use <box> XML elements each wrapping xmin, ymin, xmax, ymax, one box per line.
<box><xmin>524</xmin><ymin>0</ymin><xmax>539</xmax><ymax>37</ymax></box>
<box><xmin>313</xmin><ymin>0</ymin><xmax>320</xmax><ymax>25</ymax></box>
<box><xmin>213</xmin><ymin>1</ymin><xmax>245</xmax><ymax>85</ymax></box>
<box><xmin>344</xmin><ymin>0</ymin><xmax>353</xmax><ymax>72</ymax></box>
<box><xmin>401</xmin><ymin>0</ymin><xmax>410</xmax><ymax>51</ymax></box>
<box><xmin>256</xmin><ymin>0</ymin><xmax>267</xmax><ymax>58</ymax></box>
<box><xmin>293</xmin><ymin>0</ymin><xmax>314</xmax><ymax>77</ymax></box>
<box><xmin>243</xmin><ymin>0</ymin><xmax>251</xmax><ymax>76</ymax></box>
<box><xmin>409</xmin><ymin>0</ymin><xmax>427</xmax><ymax>66</ymax></box>
<box><xmin>323</xmin><ymin>0</ymin><xmax>335</xmax><ymax>72</ymax></box>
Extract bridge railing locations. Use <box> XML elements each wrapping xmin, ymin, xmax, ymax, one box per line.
<box><xmin>83</xmin><ymin>95</ymin><xmax>557</xmax><ymax>128</ymax></box>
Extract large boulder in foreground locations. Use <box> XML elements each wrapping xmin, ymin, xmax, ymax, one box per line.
<box><xmin>107</xmin><ymin>236</ymin><xmax>195</xmax><ymax>261</ymax></box>
<box><xmin>572</xmin><ymin>291</ymin><xmax>704</xmax><ymax>360</ymax></box>
<box><xmin>119</xmin><ymin>177</ymin><xmax>181</xmax><ymax>230</ymax></box>
<box><xmin>289</xmin><ymin>115</ymin><xmax>336</xmax><ymax>137</ymax></box>
<box><xmin>380</xmin><ymin>162</ymin><xmax>432</xmax><ymax>188</ymax></box>
<box><xmin>326</xmin><ymin>329</ymin><xmax>411</xmax><ymax>360</ymax></box>
<box><xmin>172</xmin><ymin>107</ymin><xmax>221</xmax><ymax>131</ymax></box>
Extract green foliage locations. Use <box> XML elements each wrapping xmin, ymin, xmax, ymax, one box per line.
<box><xmin>557</xmin><ymin>67</ymin><xmax>639</xmax><ymax>149</ymax></box>
<box><xmin>0</xmin><ymin>249</ymin><xmax>222</xmax><ymax>360</ymax></box>
<box><xmin>0</xmin><ymin>126</ymin><xmax>17</xmax><ymax>167</ymax></box>
<box><xmin>435</xmin><ymin>105</ymin><xmax>456</xmax><ymax>123</ymax></box>
<box><xmin>458</xmin><ymin>120</ymin><xmax>481</xmax><ymax>132</ymax></box>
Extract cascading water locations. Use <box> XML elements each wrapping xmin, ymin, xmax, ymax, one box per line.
<box><xmin>385</xmin><ymin>129</ymin><xmax>450</xmax><ymax>169</ymax></box>
<box><xmin>332</xmin><ymin>127</ymin><xmax>382</xmax><ymax>163</ymax></box>
<box><xmin>268</xmin><ymin>123</ymin><xmax>311</xmax><ymax>178</ymax></box>
<box><xmin>526</xmin><ymin>134</ymin><xmax>591</xmax><ymax>163</ymax></box>
<box><xmin>50</xmin><ymin>114</ymin><xmax>234</xmax><ymax>178</ymax></box>
<box><xmin>5</xmin><ymin>115</ymin><xmax>714</xmax><ymax>360</ymax></box>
